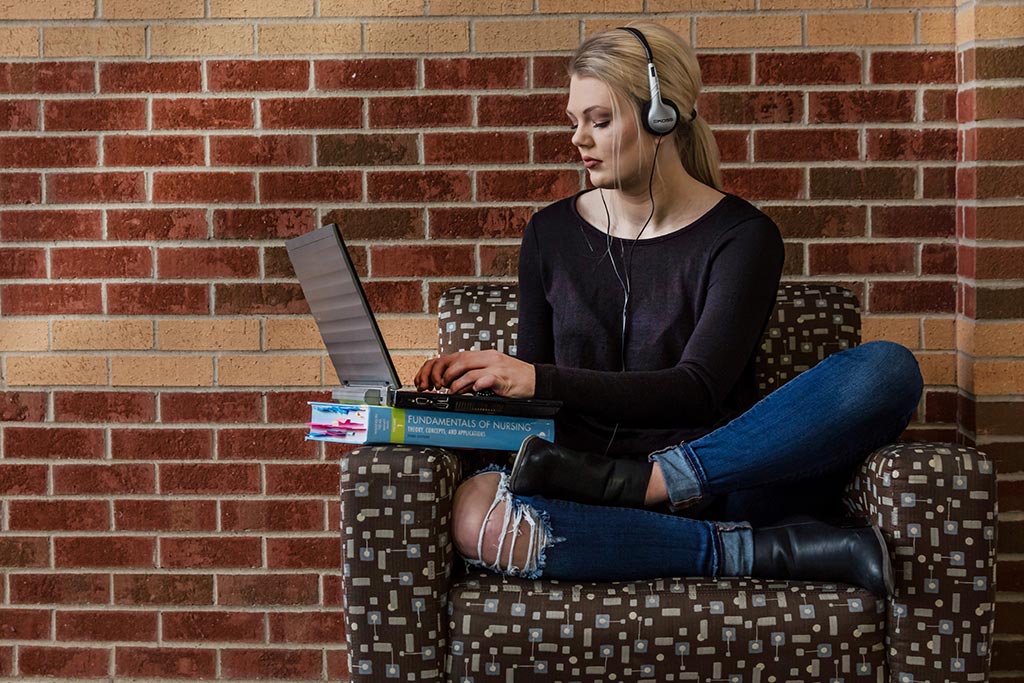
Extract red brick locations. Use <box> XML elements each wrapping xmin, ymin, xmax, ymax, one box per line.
<box><xmin>755</xmin><ymin>129</ymin><xmax>858</xmax><ymax>161</ymax></box>
<box><xmin>0</xmin><ymin>464</ymin><xmax>46</xmax><ymax>495</ymax></box>
<box><xmin>268</xmin><ymin>536</ymin><xmax>339</xmax><ymax>569</ymax></box>
<box><xmin>114</xmin><ymin>499</ymin><xmax>217</xmax><ymax>532</ymax></box>
<box><xmin>697</xmin><ymin>91</ymin><xmax>802</xmax><ymax>124</ymax></box>
<box><xmin>365</xmin><ymin>280</ymin><xmax>424</xmax><ymax>313</ymax></box>
<box><xmin>478</xmin><ymin>93</ymin><xmax>566</xmax><ymax>126</ymax></box>
<box><xmin>322</xmin><ymin>207</ymin><xmax>422</xmax><ymax>240</ymax></box>
<box><xmin>101</xmin><ymin>62</ymin><xmax>201</xmax><ymax>93</ymax></box>
<box><xmin>161</xmin><ymin>537</ymin><xmax>262</xmax><ymax>569</ymax></box>
<box><xmin>923</xmin><ymin>389</ymin><xmax>957</xmax><ymax>423</ymax></box>
<box><xmin>480</xmin><ymin>244</ymin><xmax>518</xmax><ymax>277</ymax></box>
<box><xmin>265</xmin><ymin>463</ymin><xmax>340</xmax><ymax>496</ymax></box>
<box><xmin>48</xmin><ymin>172</ymin><xmax>145</xmax><ymax>203</ymax></box>
<box><xmin>107</xmin><ymin>283</ymin><xmax>209</xmax><ymax>315</ymax></box>
<box><xmin>924</xmin><ymin>166</ymin><xmax>956</xmax><ymax>199</ymax></box>
<box><xmin>214</xmin><ymin>208</ymin><xmax>315</xmax><ymax>239</ymax></box>
<box><xmin>367</xmin><ymin>170</ymin><xmax>470</xmax><ymax>202</ymax></box>
<box><xmin>4</xmin><ymin>427</ymin><xmax>104</xmax><ymax>459</ymax></box>
<box><xmin>922</xmin><ymin>243</ymin><xmax>956</xmax><ymax>275</ymax></box>
<box><xmin>2</xmin><ymin>210</ymin><xmax>101</xmax><ymax>241</ymax></box>
<box><xmin>867</xmin><ymin>128</ymin><xmax>957</xmax><ymax>161</ymax></box>
<box><xmin>698</xmin><ymin>53</ymin><xmax>751</xmax><ymax>85</ymax></box>
<box><xmin>315</xmin><ymin>58</ymin><xmax>417</xmax><ymax>90</ymax></box>
<box><xmin>9</xmin><ymin>573</ymin><xmax>109</xmax><ymax>605</ymax></box>
<box><xmin>0</xmin><ymin>391</ymin><xmax>47</xmax><ymax>422</ymax></box>
<box><xmin>322</xmin><ymin>576</ymin><xmax>342</xmax><ymax>605</ymax></box>
<box><xmin>107</xmin><ymin>208</ymin><xmax>207</xmax><ymax>240</ymax></box>
<box><xmin>221</xmin><ymin>500</ymin><xmax>324</xmax><ymax>532</ymax></box>
<box><xmin>424</xmin><ymin>57</ymin><xmax>526</xmax><ymax>89</ymax></box>
<box><xmin>214</xmin><ymin>283</ymin><xmax>309</xmax><ymax>315</ymax></box>
<box><xmin>1</xmin><ymin>62</ymin><xmax>95</xmax><ymax>93</ymax></box>
<box><xmin>52</xmin><ymin>246</ymin><xmax>152</xmax><ymax>278</ymax></box>
<box><xmin>0</xmin><ymin>136</ymin><xmax>96</xmax><ymax>167</ymax></box>
<box><xmin>0</xmin><ymin>538</ymin><xmax>49</xmax><ymax>568</ymax></box>
<box><xmin>533</xmin><ymin>131</ymin><xmax>576</xmax><ymax>164</ymax></box>
<box><xmin>157</xmin><ymin>247</ymin><xmax>259</xmax><ymax>279</ymax></box>
<box><xmin>429</xmin><ymin>206</ymin><xmax>533</xmax><ymax>239</ymax></box>
<box><xmin>161</xmin><ymin>392</ymin><xmax>261</xmax><ymax>423</ymax></box>
<box><xmin>54</xmin><ymin>391</ymin><xmax>153</xmax><ymax>423</ymax></box>
<box><xmin>45</xmin><ymin>98</ymin><xmax>146</xmax><ymax>131</ymax></box>
<box><xmin>221</xmin><ymin>649</ymin><xmax>323</xmax><ymax>679</ymax></box>
<box><xmin>532</xmin><ymin>55</ymin><xmax>569</xmax><ymax>87</ymax></box>
<box><xmin>163</xmin><ymin>610</ymin><xmax>264</xmax><ymax>642</ymax></box>
<box><xmin>160</xmin><ymin>463</ymin><xmax>261</xmax><ymax>495</ymax></box>
<box><xmin>957</xmin><ymin>87</ymin><xmax>975</xmax><ymax>123</ymax></box>
<box><xmin>369</xmin><ymin>95</ymin><xmax>471</xmax><ymax>127</ymax></box>
<box><xmin>263</xmin><ymin>246</ymin><xmax>296</xmax><ymax>278</ymax></box>
<box><xmin>0</xmin><ymin>172</ymin><xmax>41</xmax><ymax>203</ymax></box>
<box><xmin>260</xmin><ymin>171</ymin><xmax>361</xmax><ymax>202</ymax></box>
<box><xmin>54</xmin><ymin>464</ymin><xmax>155</xmax><ymax>495</ymax></box>
<box><xmin>971</xmin><ymin>165</ymin><xmax>1024</xmax><ymax>199</ymax></box>
<box><xmin>424</xmin><ymin>131</ymin><xmax>528</xmax><ymax>165</ymax></box>
<box><xmin>869</xmin><ymin>280</ymin><xmax>956</xmax><ymax>313</ymax></box>
<box><xmin>872</xmin><ymin>205</ymin><xmax>955</xmax><ymax>238</ymax></box>
<box><xmin>153</xmin><ymin>97</ymin><xmax>253</xmax><ymax>129</ymax></box>
<box><xmin>262</xmin><ymin>97</ymin><xmax>362</xmax><ymax>129</ymax></box>
<box><xmin>810</xmin><ymin>167</ymin><xmax>915</xmax><ymax>199</ymax></box>
<box><xmin>721</xmin><ymin>168</ymin><xmax>803</xmax><ymax>200</ymax></box>
<box><xmin>767</xmin><ymin>205</ymin><xmax>867</xmax><ymax>240</ymax></box>
<box><xmin>116</xmin><ymin>648</ymin><xmax>216</xmax><ymax>679</ymax></box>
<box><xmin>871</xmin><ymin>51</ymin><xmax>955</xmax><ymax>84</ymax></box>
<box><xmin>113</xmin><ymin>573</ymin><xmax>214</xmax><ymax>606</ymax></box>
<box><xmin>714</xmin><ymin>129</ymin><xmax>748</xmax><ymax>163</ymax></box>
<box><xmin>318</xmin><ymin>133</ymin><xmax>417</xmax><ymax>166</ymax></box>
<box><xmin>810</xmin><ymin>90</ymin><xmax>914</xmax><ymax>123</ymax></box>
<box><xmin>217</xmin><ymin>574</ymin><xmax>319</xmax><ymax>606</ymax></box>
<box><xmin>211</xmin><ymin>134</ymin><xmax>312</xmax><ymax>166</ymax></box>
<box><xmin>266</xmin><ymin>390</ymin><xmax>332</xmax><ymax>423</ymax></box>
<box><xmin>974</xmin><ymin>45</ymin><xmax>1024</xmax><ymax>80</ymax></box>
<box><xmin>809</xmin><ymin>243</ymin><xmax>915</xmax><ymax>275</ymax></box>
<box><xmin>478</xmin><ymin>169</ymin><xmax>578</xmax><ymax>202</ymax></box>
<box><xmin>756</xmin><ymin>52</ymin><xmax>860</xmax><ymax>85</ymax></box>
<box><xmin>371</xmin><ymin>244</ymin><xmax>474</xmax><ymax>277</ymax></box>
<box><xmin>208</xmin><ymin>59</ymin><xmax>309</xmax><ymax>91</ymax></box>
<box><xmin>0</xmin><ymin>99</ymin><xmax>39</xmax><ymax>130</ymax></box>
<box><xmin>3</xmin><ymin>283</ymin><xmax>102</xmax><ymax>314</ymax></box>
<box><xmin>269</xmin><ymin>612</ymin><xmax>346</xmax><ymax>644</ymax></box>
<box><xmin>923</xmin><ymin>88</ymin><xmax>956</xmax><ymax>121</ymax></box>
<box><xmin>327</xmin><ymin>649</ymin><xmax>349</xmax><ymax>680</ymax></box>
<box><xmin>55</xmin><ymin>537</ymin><xmax>155</xmax><ymax>568</ymax></box>
<box><xmin>976</xmin><ymin>246</ymin><xmax>1024</xmax><ymax>279</ymax></box>
<box><xmin>153</xmin><ymin>171</ymin><xmax>254</xmax><ymax>203</ymax></box>
<box><xmin>218</xmin><ymin>428</ymin><xmax>317</xmax><ymax>460</ymax></box>
<box><xmin>57</xmin><ymin>610</ymin><xmax>157</xmax><ymax>642</ymax></box>
<box><xmin>104</xmin><ymin>135</ymin><xmax>205</xmax><ymax>166</ymax></box>
<box><xmin>110</xmin><ymin>428</ymin><xmax>213</xmax><ymax>460</ymax></box>
<box><xmin>19</xmin><ymin>647</ymin><xmax>109</xmax><ymax>678</ymax></box>
<box><xmin>0</xmin><ymin>247</ymin><xmax>45</xmax><ymax>278</ymax></box>
<box><xmin>0</xmin><ymin>608</ymin><xmax>51</xmax><ymax>639</ymax></box>
<box><xmin>9</xmin><ymin>501</ymin><xmax>109</xmax><ymax>531</ymax></box>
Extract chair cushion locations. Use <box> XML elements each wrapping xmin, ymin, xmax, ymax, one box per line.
<box><xmin>447</xmin><ymin>572</ymin><xmax>886</xmax><ymax>681</ymax></box>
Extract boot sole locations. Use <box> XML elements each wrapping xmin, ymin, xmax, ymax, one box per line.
<box><xmin>871</xmin><ymin>523</ymin><xmax>895</xmax><ymax>598</ymax></box>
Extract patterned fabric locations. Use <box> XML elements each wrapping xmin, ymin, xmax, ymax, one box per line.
<box><xmin>340</xmin><ymin>283</ymin><xmax>997</xmax><ymax>682</ymax></box>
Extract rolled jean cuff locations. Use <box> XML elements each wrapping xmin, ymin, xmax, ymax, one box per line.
<box><xmin>715</xmin><ymin>521</ymin><xmax>754</xmax><ymax>577</ymax></box>
<box><xmin>648</xmin><ymin>441</ymin><xmax>707</xmax><ymax>512</ymax></box>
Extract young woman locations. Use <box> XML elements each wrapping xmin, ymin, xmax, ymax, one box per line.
<box><xmin>414</xmin><ymin>22</ymin><xmax>922</xmax><ymax>595</ymax></box>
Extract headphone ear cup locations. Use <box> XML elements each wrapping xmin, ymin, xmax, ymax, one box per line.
<box><xmin>642</xmin><ymin>97</ymin><xmax>680</xmax><ymax>136</ymax></box>
<box><xmin>639</xmin><ymin>99</ymin><xmax>656</xmax><ymax>136</ymax></box>
<box><xmin>660</xmin><ymin>97</ymin><xmax>681</xmax><ymax>131</ymax></box>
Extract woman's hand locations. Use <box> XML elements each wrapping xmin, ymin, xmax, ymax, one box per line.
<box><xmin>414</xmin><ymin>350</ymin><xmax>536</xmax><ymax>399</ymax></box>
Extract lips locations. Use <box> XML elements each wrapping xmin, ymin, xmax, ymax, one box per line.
<box><xmin>582</xmin><ymin>157</ymin><xmax>601</xmax><ymax>168</ymax></box>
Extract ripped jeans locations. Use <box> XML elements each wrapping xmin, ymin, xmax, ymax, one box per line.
<box><xmin>459</xmin><ymin>340</ymin><xmax>925</xmax><ymax>583</ymax></box>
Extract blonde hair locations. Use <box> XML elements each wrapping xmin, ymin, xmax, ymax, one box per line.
<box><xmin>568</xmin><ymin>21</ymin><xmax>722</xmax><ymax>190</ymax></box>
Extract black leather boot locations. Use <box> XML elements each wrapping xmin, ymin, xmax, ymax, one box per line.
<box><xmin>752</xmin><ymin>515</ymin><xmax>894</xmax><ymax>597</ymax></box>
<box><xmin>508</xmin><ymin>435</ymin><xmax>653</xmax><ymax>508</ymax></box>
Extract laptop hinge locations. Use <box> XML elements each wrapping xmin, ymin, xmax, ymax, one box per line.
<box><xmin>334</xmin><ymin>381</ymin><xmax>395</xmax><ymax>406</ymax></box>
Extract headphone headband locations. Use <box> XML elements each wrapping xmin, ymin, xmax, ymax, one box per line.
<box><xmin>616</xmin><ymin>26</ymin><xmax>682</xmax><ymax>136</ymax></box>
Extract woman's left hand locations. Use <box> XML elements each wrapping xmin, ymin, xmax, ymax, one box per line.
<box><xmin>414</xmin><ymin>350</ymin><xmax>536</xmax><ymax>399</ymax></box>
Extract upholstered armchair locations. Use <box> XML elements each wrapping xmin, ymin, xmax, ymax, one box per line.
<box><xmin>339</xmin><ymin>283</ymin><xmax>997</xmax><ymax>682</ymax></box>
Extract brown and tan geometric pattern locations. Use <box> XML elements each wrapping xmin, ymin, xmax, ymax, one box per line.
<box><xmin>340</xmin><ymin>283</ymin><xmax>997</xmax><ymax>682</ymax></box>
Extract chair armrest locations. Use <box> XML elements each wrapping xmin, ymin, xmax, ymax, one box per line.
<box><xmin>340</xmin><ymin>444</ymin><xmax>462</xmax><ymax>682</ymax></box>
<box><xmin>841</xmin><ymin>441</ymin><xmax>998</xmax><ymax>683</ymax></box>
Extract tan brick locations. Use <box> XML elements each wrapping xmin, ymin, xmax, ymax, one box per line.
<box><xmin>974</xmin><ymin>4</ymin><xmax>1024</xmax><ymax>40</ymax></box>
<box><xmin>696</xmin><ymin>15</ymin><xmax>802</xmax><ymax>49</ymax></box>
<box><xmin>956</xmin><ymin>5</ymin><xmax>975</xmax><ymax>45</ymax></box>
<box><xmin>974</xmin><ymin>359</ymin><xmax>1024</xmax><ymax>395</ymax></box>
<box><xmin>158</xmin><ymin>319</ymin><xmax>260</xmax><ymax>351</ymax></box>
<box><xmin>873</xmin><ymin>0</ymin><xmax>953</xmax><ymax>6</ymax></box>
<box><xmin>102</xmin><ymin>0</ymin><xmax>204</xmax><ymax>19</ymax></box>
<box><xmin>218</xmin><ymin>354</ymin><xmax>320</xmax><ymax>386</ymax></box>
<box><xmin>760</xmin><ymin>0</ymin><xmax>860</xmax><ymax>8</ymax></box>
<box><xmin>807</xmin><ymin>12</ymin><xmax>916</xmax><ymax>46</ymax></box>
<box><xmin>0</xmin><ymin>28</ymin><xmax>38</xmax><ymax>57</ymax></box>
<box><xmin>538</xmin><ymin>0</ymin><xmax>642</xmax><ymax>12</ymax></box>
<box><xmin>211</xmin><ymin>0</ymin><xmax>314</xmax><ymax>18</ymax></box>
<box><xmin>430</xmin><ymin>0</ymin><xmax>530</xmax><ymax>14</ymax></box>
<box><xmin>323</xmin><ymin>351</ymin><xmax>428</xmax><ymax>387</ymax></box>
<box><xmin>475</xmin><ymin>19</ymin><xmax>578</xmax><ymax>52</ymax></box>
<box><xmin>923</xmin><ymin>317</ymin><xmax>955</xmax><ymax>350</ymax></box>
<box><xmin>321</xmin><ymin>0</ymin><xmax>423</xmax><ymax>16</ymax></box>
<box><xmin>0</xmin><ymin>321</ymin><xmax>48</xmax><ymax>351</ymax></box>
<box><xmin>43</xmin><ymin>26</ymin><xmax>146</xmax><ymax>58</ymax></box>
<box><xmin>650</xmin><ymin>0</ymin><xmax>752</xmax><ymax>8</ymax></box>
<box><xmin>264</xmin><ymin>319</ymin><xmax>324</xmax><ymax>351</ymax></box>
<box><xmin>585</xmin><ymin>17</ymin><xmax>691</xmax><ymax>39</ymax></box>
<box><xmin>6</xmin><ymin>355</ymin><xmax>107</xmax><ymax>386</ymax></box>
<box><xmin>973</xmin><ymin>321</ymin><xmax>1024</xmax><ymax>357</ymax></box>
<box><xmin>0</xmin><ymin>0</ymin><xmax>93</xmax><ymax>19</ymax></box>
<box><xmin>915</xmin><ymin>350</ymin><xmax>955</xmax><ymax>385</ymax></box>
<box><xmin>111</xmin><ymin>355</ymin><xmax>213</xmax><ymax>386</ymax></box>
<box><xmin>151</xmin><ymin>24</ymin><xmax>254</xmax><ymax>57</ymax></box>
<box><xmin>920</xmin><ymin>11</ymin><xmax>955</xmax><ymax>44</ymax></box>
<box><xmin>956</xmin><ymin>318</ymin><xmax>974</xmax><ymax>355</ymax></box>
<box><xmin>957</xmin><ymin>351</ymin><xmax>973</xmax><ymax>393</ymax></box>
<box><xmin>379</xmin><ymin>317</ymin><xmax>437</xmax><ymax>350</ymax></box>
<box><xmin>861</xmin><ymin>315</ymin><xmax>919</xmax><ymax>348</ymax></box>
<box><xmin>365</xmin><ymin>20</ymin><xmax>469</xmax><ymax>53</ymax></box>
<box><xmin>53</xmin><ymin>320</ymin><xmax>153</xmax><ymax>351</ymax></box>
<box><xmin>258</xmin><ymin>22</ymin><xmax>361</xmax><ymax>55</ymax></box>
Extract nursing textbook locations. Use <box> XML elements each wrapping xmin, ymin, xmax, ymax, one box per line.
<box><xmin>307</xmin><ymin>401</ymin><xmax>555</xmax><ymax>451</ymax></box>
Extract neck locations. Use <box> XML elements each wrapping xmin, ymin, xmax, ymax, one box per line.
<box><xmin>601</xmin><ymin>155</ymin><xmax>714</xmax><ymax>240</ymax></box>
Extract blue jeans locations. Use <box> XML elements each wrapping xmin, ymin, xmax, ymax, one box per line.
<box><xmin>460</xmin><ymin>340</ymin><xmax>924</xmax><ymax>583</ymax></box>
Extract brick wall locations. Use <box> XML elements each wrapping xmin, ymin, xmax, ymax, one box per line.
<box><xmin>0</xmin><ymin>0</ymin><xmax>1020</xmax><ymax>680</ymax></box>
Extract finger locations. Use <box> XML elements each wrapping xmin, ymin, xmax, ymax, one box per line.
<box><xmin>449</xmin><ymin>369</ymin><xmax>487</xmax><ymax>395</ymax></box>
<box><xmin>429</xmin><ymin>354</ymin><xmax>457</xmax><ymax>389</ymax></box>
<box><xmin>415</xmin><ymin>358</ymin><xmax>437</xmax><ymax>390</ymax></box>
<box><xmin>440</xmin><ymin>351</ymin><xmax>492</xmax><ymax>387</ymax></box>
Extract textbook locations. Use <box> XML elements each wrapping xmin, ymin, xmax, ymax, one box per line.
<box><xmin>307</xmin><ymin>401</ymin><xmax>555</xmax><ymax>451</ymax></box>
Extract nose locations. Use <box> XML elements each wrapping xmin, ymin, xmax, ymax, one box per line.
<box><xmin>571</xmin><ymin>125</ymin><xmax>589</xmax><ymax>150</ymax></box>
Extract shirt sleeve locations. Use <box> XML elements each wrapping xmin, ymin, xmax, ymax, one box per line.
<box><xmin>514</xmin><ymin>216</ymin><xmax>556</xmax><ymax>365</ymax></box>
<box><xmin>530</xmin><ymin>216</ymin><xmax>785</xmax><ymax>428</ymax></box>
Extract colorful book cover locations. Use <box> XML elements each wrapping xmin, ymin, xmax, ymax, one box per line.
<box><xmin>307</xmin><ymin>401</ymin><xmax>554</xmax><ymax>451</ymax></box>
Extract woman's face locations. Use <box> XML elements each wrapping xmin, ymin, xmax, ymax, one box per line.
<box><xmin>566</xmin><ymin>74</ymin><xmax>651</xmax><ymax>190</ymax></box>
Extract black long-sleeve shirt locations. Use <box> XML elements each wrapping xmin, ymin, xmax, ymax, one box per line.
<box><xmin>515</xmin><ymin>189</ymin><xmax>785</xmax><ymax>460</ymax></box>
